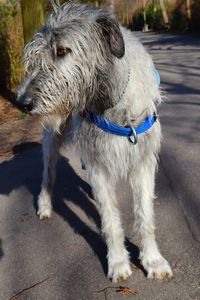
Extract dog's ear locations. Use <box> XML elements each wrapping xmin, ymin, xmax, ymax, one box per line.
<box><xmin>96</xmin><ymin>17</ymin><xmax>125</xmax><ymax>59</ymax></box>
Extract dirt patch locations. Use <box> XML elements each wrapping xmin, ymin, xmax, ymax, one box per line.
<box><xmin>0</xmin><ymin>92</ymin><xmax>42</xmax><ymax>158</ymax></box>
<box><xmin>0</xmin><ymin>96</ymin><xmax>22</xmax><ymax>124</ymax></box>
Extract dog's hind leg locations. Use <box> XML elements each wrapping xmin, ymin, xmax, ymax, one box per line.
<box><xmin>90</xmin><ymin>167</ymin><xmax>132</xmax><ymax>283</ymax></box>
<box><xmin>130</xmin><ymin>154</ymin><xmax>173</xmax><ymax>280</ymax></box>
<box><xmin>37</xmin><ymin>129</ymin><xmax>61</xmax><ymax>220</ymax></box>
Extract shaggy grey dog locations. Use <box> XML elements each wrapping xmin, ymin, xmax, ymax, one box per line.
<box><xmin>16</xmin><ymin>1</ymin><xmax>173</xmax><ymax>282</ymax></box>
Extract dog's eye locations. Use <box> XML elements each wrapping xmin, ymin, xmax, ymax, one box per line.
<box><xmin>57</xmin><ymin>47</ymin><xmax>71</xmax><ymax>57</ymax></box>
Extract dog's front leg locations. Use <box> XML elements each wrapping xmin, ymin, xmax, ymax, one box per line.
<box><xmin>37</xmin><ymin>128</ymin><xmax>61</xmax><ymax>220</ymax></box>
<box><xmin>130</xmin><ymin>155</ymin><xmax>173</xmax><ymax>280</ymax></box>
<box><xmin>90</xmin><ymin>167</ymin><xmax>132</xmax><ymax>282</ymax></box>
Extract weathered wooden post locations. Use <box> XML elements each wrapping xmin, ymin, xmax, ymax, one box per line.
<box><xmin>159</xmin><ymin>0</ymin><xmax>169</xmax><ymax>28</ymax></box>
<box><xmin>21</xmin><ymin>0</ymin><xmax>45</xmax><ymax>44</ymax></box>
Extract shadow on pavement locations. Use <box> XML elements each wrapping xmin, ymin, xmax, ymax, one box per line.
<box><xmin>139</xmin><ymin>33</ymin><xmax>200</xmax><ymax>49</ymax></box>
<box><xmin>161</xmin><ymin>81</ymin><xmax>200</xmax><ymax>95</ymax></box>
<box><xmin>0</xmin><ymin>142</ymin><xmax>143</xmax><ymax>275</ymax></box>
<box><xmin>0</xmin><ymin>239</ymin><xmax>3</xmax><ymax>260</ymax></box>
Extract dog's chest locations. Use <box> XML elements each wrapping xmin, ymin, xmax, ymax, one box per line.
<box><xmin>68</xmin><ymin>115</ymin><xmax>161</xmax><ymax>178</ymax></box>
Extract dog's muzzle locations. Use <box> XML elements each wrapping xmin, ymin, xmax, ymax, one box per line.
<box><xmin>15</xmin><ymin>94</ymin><xmax>35</xmax><ymax>113</ymax></box>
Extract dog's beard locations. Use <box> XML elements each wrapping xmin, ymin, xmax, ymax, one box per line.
<box><xmin>41</xmin><ymin>113</ymin><xmax>69</xmax><ymax>133</ymax></box>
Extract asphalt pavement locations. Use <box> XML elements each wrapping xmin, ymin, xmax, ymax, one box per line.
<box><xmin>0</xmin><ymin>33</ymin><xmax>200</xmax><ymax>300</ymax></box>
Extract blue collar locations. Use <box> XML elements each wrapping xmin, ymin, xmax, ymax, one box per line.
<box><xmin>85</xmin><ymin>111</ymin><xmax>157</xmax><ymax>144</ymax></box>
<box><xmin>81</xmin><ymin>68</ymin><xmax>160</xmax><ymax>144</ymax></box>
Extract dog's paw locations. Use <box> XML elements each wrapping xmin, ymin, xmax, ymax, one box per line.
<box><xmin>108</xmin><ymin>260</ymin><xmax>132</xmax><ymax>283</ymax></box>
<box><xmin>144</xmin><ymin>256</ymin><xmax>173</xmax><ymax>280</ymax></box>
<box><xmin>37</xmin><ymin>205</ymin><xmax>52</xmax><ymax>220</ymax></box>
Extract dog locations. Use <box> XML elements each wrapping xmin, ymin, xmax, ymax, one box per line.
<box><xmin>16</xmin><ymin>1</ymin><xmax>173</xmax><ymax>282</ymax></box>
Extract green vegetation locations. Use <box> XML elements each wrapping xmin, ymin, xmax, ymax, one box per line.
<box><xmin>132</xmin><ymin>0</ymin><xmax>200</xmax><ymax>33</ymax></box>
<box><xmin>0</xmin><ymin>0</ymin><xmax>24</xmax><ymax>90</ymax></box>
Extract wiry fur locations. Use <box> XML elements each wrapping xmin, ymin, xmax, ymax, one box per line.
<box><xmin>16</xmin><ymin>2</ymin><xmax>173</xmax><ymax>282</ymax></box>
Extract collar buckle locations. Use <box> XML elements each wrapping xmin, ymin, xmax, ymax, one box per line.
<box><xmin>128</xmin><ymin>127</ymin><xmax>138</xmax><ymax>145</ymax></box>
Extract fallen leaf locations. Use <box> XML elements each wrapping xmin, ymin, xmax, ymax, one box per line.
<box><xmin>116</xmin><ymin>286</ymin><xmax>138</xmax><ymax>296</ymax></box>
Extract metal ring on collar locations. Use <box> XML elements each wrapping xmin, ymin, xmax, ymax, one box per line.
<box><xmin>128</xmin><ymin>127</ymin><xmax>138</xmax><ymax>145</ymax></box>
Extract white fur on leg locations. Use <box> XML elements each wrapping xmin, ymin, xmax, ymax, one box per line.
<box><xmin>37</xmin><ymin>129</ymin><xmax>60</xmax><ymax>220</ymax></box>
<box><xmin>37</xmin><ymin>189</ymin><xmax>52</xmax><ymax>220</ymax></box>
<box><xmin>107</xmin><ymin>249</ymin><xmax>132</xmax><ymax>282</ymax></box>
<box><xmin>146</xmin><ymin>257</ymin><xmax>173</xmax><ymax>280</ymax></box>
<box><xmin>90</xmin><ymin>168</ymin><xmax>132</xmax><ymax>283</ymax></box>
<box><xmin>130</xmin><ymin>153</ymin><xmax>173</xmax><ymax>281</ymax></box>
<box><xmin>140</xmin><ymin>244</ymin><xmax>173</xmax><ymax>280</ymax></box>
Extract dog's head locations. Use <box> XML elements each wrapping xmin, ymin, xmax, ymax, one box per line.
<box><xmin>16</xmin><ymin>2</ymin><xmax>125</xmax><ymax>123</ymax></box>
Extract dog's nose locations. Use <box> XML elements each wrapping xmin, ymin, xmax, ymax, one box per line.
<box><xmin>16</xmin><ymin>95</ymin><xmax>34</xmax><ymax>112</ymax></box>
